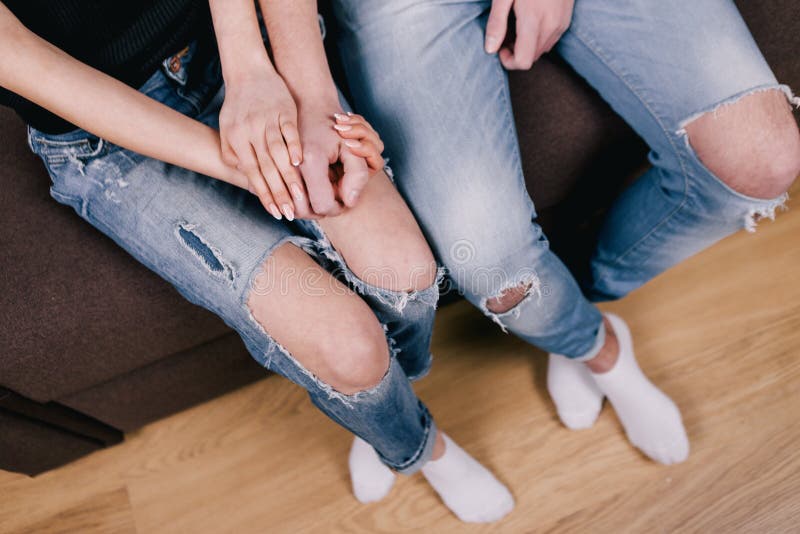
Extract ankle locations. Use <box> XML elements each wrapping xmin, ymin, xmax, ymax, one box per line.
<box><xmin>430</xmin><ymin>430</ymin><xmax>446</xmax><ymax>461</ymax></box>
<box><xmin>585</xmin><ymin>317</ymin><xmax>619</xmax><ymax>374</ymax></box>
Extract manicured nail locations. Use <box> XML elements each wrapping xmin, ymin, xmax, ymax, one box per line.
<box><xmin>291</xmin><ymin>155</ymin><xmax>301</xmax><ymax>166</ymax></box>
<box><xmin>346</xmin><ymin>111</ymin><xmax>353</xmax><ymax>116</ymax></box>
<box><xmin>333</xmin><ymin>124</ymin><xmax>352</xmax><ymax>131</ymax></box>
<box><xmin>282</xmin><ymin>203</ymin><xmax>295</xmax><ymax>221</ymax></box>
<box><xmin>344</xmin><ymin>139</ymin><xmax>361</xmax><ymax>148</ymax></box>
<box><xmin>290</xmin><ymin>183</ymin><xmax>304</xmax><ymax>201</ymax></box>
<box><xmin>334</xmin><ymin>113</ymin><xmax>348</xmax><ymax>121</ymax></box>
<box><xmin>485</xmin><ymin>36</ymin><xmax>499</xmax><ymax>53</ymax></box>
<box><xmin>268</xmin><ymin>203</ymin><xmax>282</xmax><ymax>220</ymax></box>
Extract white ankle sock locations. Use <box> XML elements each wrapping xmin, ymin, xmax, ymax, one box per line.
<box><xmin>547</xmin><ymin>352</ymin><xmax>605</xmax><ymax>429</ymax></box>
<box><xmin>421</xmin><ymin>434</ymin><xmax>514</xmax><ymax>523</ymax></box>
<box><xmin>590</xmin><ymin>314</ymin><xmax>690</xmax><ymax>464</ymax></box>
<box><xmin>349</xmin><ymin>436</ymin><xmax>396</xmax><ymax>503</ymax></box>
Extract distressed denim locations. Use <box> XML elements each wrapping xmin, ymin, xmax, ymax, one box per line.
<box><xmin>333</xmin><ymin>0</ymin><xmax>793</xmax><ymax>357</ymax></box>
<box><xmin>27</xmin><ymin>42</ymin><xmax>440</xmax><ymax>474</ymax></box>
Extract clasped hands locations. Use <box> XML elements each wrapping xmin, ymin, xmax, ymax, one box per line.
<box><xmin>218</xmin><ymin>63</ymin><xmax>384</xmax><ymax>221</ymax></box>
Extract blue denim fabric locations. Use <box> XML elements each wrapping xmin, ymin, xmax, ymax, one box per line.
<box><xmin>332</xmin><ymin>0</ymin><xmax>792</xmax><ymax>357</ymax></box>
<box><xmin>27</xmin><ymin>42</ymin><xmax>439</xmax><ymax>474</ymax></box>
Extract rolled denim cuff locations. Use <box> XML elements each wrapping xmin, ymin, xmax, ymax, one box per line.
<box><xmin>392</xmin><ymin>417</ymin><xmax>438</xmax><ymax>475</ymax></box>
<box><xmin>568</xmin><ymin>320</ymin><xmax>606</xmax><ymax>363</ymax></box>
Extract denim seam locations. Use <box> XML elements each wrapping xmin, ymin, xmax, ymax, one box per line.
<box><xmin>494</xmin><ymin>58</ymin><xmax>528</xmax><ymax>211</ymax></box>
<box><xmin>568</xmin><ymin>30</ymin><xmax>693</xmax><ymax>288</ymax></box>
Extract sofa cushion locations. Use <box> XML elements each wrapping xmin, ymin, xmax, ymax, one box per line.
<box><xmin>0</xmin><ymin>109</ymin><xmax>233</xmax><ymax>402</ymax></box>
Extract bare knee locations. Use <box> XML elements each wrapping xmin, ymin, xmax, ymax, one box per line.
<box><xmin>321</xmin><ymin>324</ymin><xmax>390</xmax><ymax>395</ymax></box>
<box><xmin>485</xmin><ymin>282</ymin><xmax>533</xmax><ymax>314</ymax></box>
<box><xmin>684</xmin><ymin>89</ymin><xmax>800</xmax><ymax>199</ymax></box>
<box><xmin>246</xmin><ymin>243</ymin><xmax>391</xmax><ymax>396</ymax></box>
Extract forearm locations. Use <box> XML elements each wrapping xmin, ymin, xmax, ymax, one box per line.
<box><xmin>0</xmin><ymin>6</ymin><xmax>244</xmax><ymax>188</ymax></box>
<box><xmin>209</xmin><ymin>0</ymin><xmax>273</xmax><ymax>85</ymax></box>
<box><xmin>258</xmin><ymin>0</ymin><xmax>338</xmax><ymax>108</ymax></box>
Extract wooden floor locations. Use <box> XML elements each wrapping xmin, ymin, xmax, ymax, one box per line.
<box><xmin>2</xmin><ymin>186</ymin><xmax>800</xmax><ymax>534</ymax></box>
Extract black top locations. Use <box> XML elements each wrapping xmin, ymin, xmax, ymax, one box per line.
<box><xmin>0</xmin><ymin>0</ymin><xmax>215</xmax><ymax>133</ymax></box>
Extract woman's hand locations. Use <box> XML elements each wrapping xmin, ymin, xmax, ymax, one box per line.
<box><xmin>295</xmin><ymin>102</ymin><xmax>372</xmax><ymax>217</ymax></box>
<box><xmin>485</xmin><ymin>0</ymin><xmax>575</xmax><ymax>70</ymax></box>
<box><xmin>333</xmin><ymin>112</ymin><xmax>385</xmax><ymax>174</ymax></box>
<box><xmin>219</xmin><ymin>66</ymin><xmax>309</xmax><ymax>221</ymax></box>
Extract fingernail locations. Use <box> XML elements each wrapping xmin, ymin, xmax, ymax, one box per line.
<box><xmin>268</xmin><ymin>203</ymin><xmax>283</xmax><ymax>220</ymax></box>
<box><xmin>346</xmin><ymin>111</ymin><xmax>353</xmax><ymax>116</ymax></box>
<box><xmin>333</xmin><ymin>113</ymin><xmax>348</xmax><ymax>121</ymax></box>
<box><xmin>282</xmin><ymin>203</ymin><xmax>295</xmax><ymax>221</ymax></box>
<box><xmin>333</xmin><ymin>124</ymin><xmax>352</xmax><ymax>131</ymax></box>
<box><xmin>349</xmin><ymin>190</ymin><xmax>360</xmax><ymax>204</ymax></box>
<box><xmin>290</xmin><ymin>183</ymin><xmax>304</xmax><ymax>200</ymax></box>
<box><xmin>291</xmin><ymin>156</ymin><xmax>301</xmax><ymax>166</ymax></box>
<box><xmin>344</xmin><ymin>139</ymin><xmax>361</xmax><ymax>148</ymax></box>
<box><xmin>485</xmin><ymin>36</ymin><xmax>498</xmax><ymax>53</ymax></box>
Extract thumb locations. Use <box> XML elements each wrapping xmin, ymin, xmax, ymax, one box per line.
<box><xmin>338</xmin><ymin>147</ymin><xmax>371</xmax><ymax>208</ymax></box>
<box><xmin>300</xmin><ymin>147</ymin><xmax>340</xmax><ymax>215</ymax></box>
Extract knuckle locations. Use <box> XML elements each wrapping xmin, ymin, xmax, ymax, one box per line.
<box><xmin>268</xmin><ymin>141</ymin><xmax>286</xmax><ymax>154</ymax></box>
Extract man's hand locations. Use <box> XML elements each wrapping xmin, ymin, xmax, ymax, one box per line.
<box><xmin>219</xmin><ymin>67</ymin><xmax>308</xmax><ymax>220</ymax></box>
<box><xmin>297</xmin><ymin>102</ymin><xmax>371</xmax><ymax>217</ymax></box>
<box><xmin>484</xmin><ymin>0</ymin><xmax>575</xmax><ymax>71</ymax></box>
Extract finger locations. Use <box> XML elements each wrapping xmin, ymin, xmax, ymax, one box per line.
<box><xmin>342</xmin><ymin>139</ymin><xmax>384</xmax><ymax>173</ymax></box>
<box><xmin>300</xmin><ymin>149</ymin><xmax>342</xmax><ymax>216</ymax></box>
<box><xmin>485</xmin><ymin>0</ymin><xmax>513</xmax><ymax>53</ymax></box>
<box><xmin>334</xmin><ymin>115</ymin><xmax>384</xmax><ymax>153</ymax></box>
<box><xmin>338</xmin><ymin>146</ymin><xmax>371</xmax><ymax>208</ymax></box>
<box><xmin>334</xmin><ymin>112</ymin><xmax>377</xmax><ymax>136</ymax></box>
<box><xmin>266</xmin><ymin>126</ymin><xmax>310</xmax><ymax>217</ymax></box>
<box><xmin>230</xmin><ymin>135</ymin><xmax>281</xmax><ymax>219</ymax></box>
<box><xmin>506</xmin><ymin>12</ymin><xmax>538</xmax><ymax>70</ymax></box>
<box><xmin>279</xmin><ymin>113</ymin><xmax>303</xmax><ymax>167</ymax></box>
<box><xmin>540</xmin><ymin>17</ymin><xmax>569</xmax><ymax>55</ymax></box>
<box><xmin>332</xmin><ymin>123</ymin><xmax>374</xmax><ymax>140</ymax></box>
<box><xmin>253</xmin><ymin>135</ymin><xmax>295</xmax><ymax>221</ymax></box>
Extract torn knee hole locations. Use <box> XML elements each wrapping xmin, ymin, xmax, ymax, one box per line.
<box><xmin>679</xmin><ymin>87</ymin><xmax>800</xmax><ymax>199</ymax></box>
<box><xmin>485</xmin><ymin>282</ymin><xmax>534</xmax><ymax>314</ymax></box>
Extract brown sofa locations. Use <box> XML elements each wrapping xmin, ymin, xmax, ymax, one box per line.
<box><xmin>2</xmin><ymin>1</ymin><xmax>798</xmax><ymax>476</ymax></box>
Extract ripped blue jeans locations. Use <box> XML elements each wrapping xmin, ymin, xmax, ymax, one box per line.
<box><xmin>334</xmin><ymin>0</ymin><xmax>793</xmax><ymax>360</ymax></box>
<box><xmin>27</xmin><ymin>44</ymin><xmax>439</xmax><ymax>474</ymax></box>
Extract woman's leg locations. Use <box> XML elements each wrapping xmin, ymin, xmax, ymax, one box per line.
<box><xmin>293</xmin><ymin>171</ymin><xmax>514</xmax><ymax>521</ymax></box>
<box><xmin>31</xmin><ymin>119</ymin><xmax>513</xmax><ymax>525</ymax></box>
<box><xmin>30</xmin><ymin>128</ymin><xmax>440</xmax><ymax>473</ymax></box>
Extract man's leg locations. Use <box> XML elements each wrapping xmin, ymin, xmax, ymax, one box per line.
<box><xmin>334</xmin><ymin>0</ymin><xmax>605</xmax><ymax>369</ymax></box>
<box><xmin>333</xmin><ymin>0</ymin><xmax>692</xmax><ymax>464</ymax></box>
<box><xmin>555</xmin><ymin>0</ymin><xmax>800</xmax><ymax>301</ymax></box>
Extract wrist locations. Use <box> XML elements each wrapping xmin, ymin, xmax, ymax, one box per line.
<box><xmin>294</xmin><ymin>86</ymin><xmax>340</xmax><ymax>115</ymax></box>
<box><xmin>220</xmin><ymin>48</ymin><xmax>274</xmax><ymax>85</ymax></box>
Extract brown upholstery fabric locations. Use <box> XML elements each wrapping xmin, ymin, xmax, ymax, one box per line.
<box><xmin>0</xmin><ymin>387</ymin><xmax>121</xmax><ymax>445</ymax></box>
<box><xmin>0</xmin><ymin>410</ymin><xmax>104</xmax><ymax>476</ymax></box>
<box><xmin>58</xmin><ymin>332</ymin><xmax>267</xmax><ymax>432</ymax></box>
